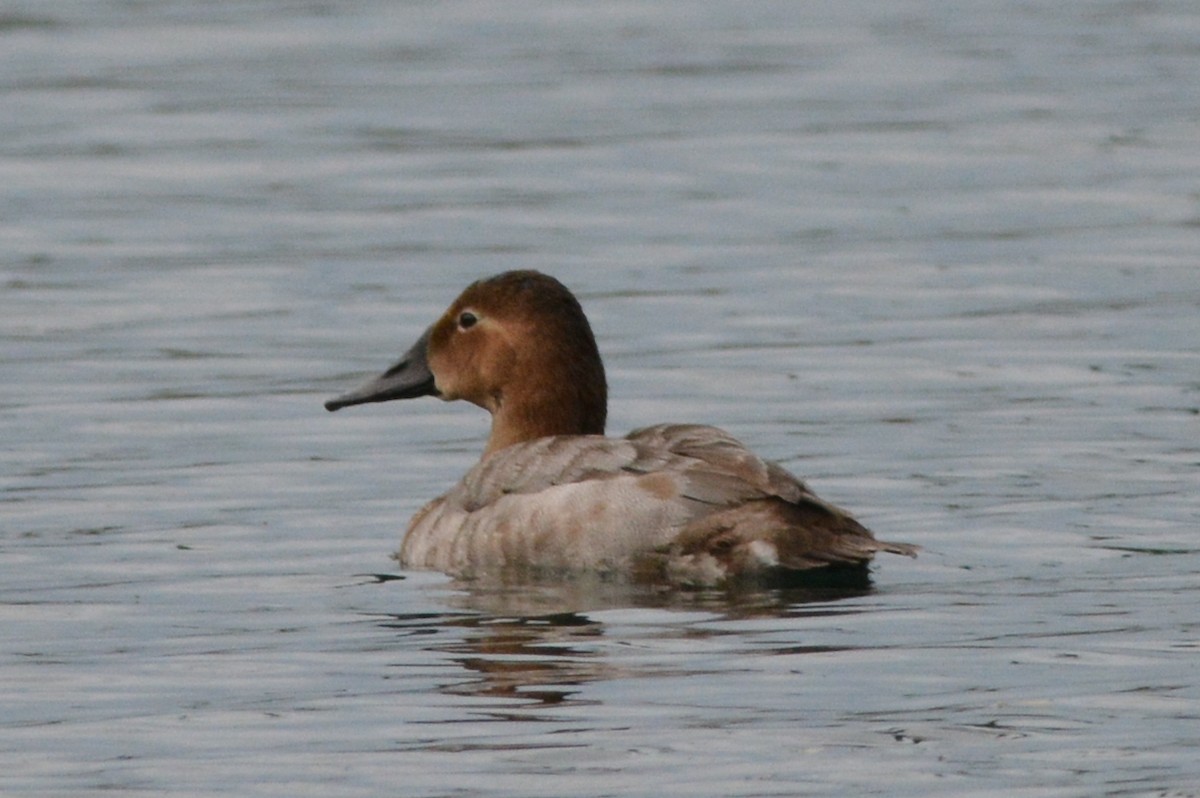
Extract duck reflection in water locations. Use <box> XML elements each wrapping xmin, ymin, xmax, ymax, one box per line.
<box><xmin>371</xmin><ymin>575</ymin><xmax>874</xmax><ymax>708</ymax></box>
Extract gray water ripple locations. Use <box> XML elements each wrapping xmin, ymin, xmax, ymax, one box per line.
<box><xmin>4</xmin><ymin>0</ymin><xmax>1200</xmax><ymax>795</ymax></box>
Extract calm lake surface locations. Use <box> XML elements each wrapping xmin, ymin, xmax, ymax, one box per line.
<box><xmin>3</xmin><ymin>1</ymin><xmax>1199</xmax><ymax>795</ymax></box>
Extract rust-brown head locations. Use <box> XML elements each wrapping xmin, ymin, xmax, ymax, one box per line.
<box><xmin>325</xmin><ymin>271</ymin><xmax>607</xmax><ymax>455</ymax></box>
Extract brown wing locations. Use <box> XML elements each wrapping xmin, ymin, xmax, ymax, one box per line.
<box><xmin>625</xmin><ymin>424</ymin><xmax>918</xmax><ymax>579</ymax></box>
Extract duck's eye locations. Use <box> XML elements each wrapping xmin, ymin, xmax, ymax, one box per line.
<box><xmin>457</xmin><ymin>311</ymin><xmax>478</xmax><ymax>330</ymax></box>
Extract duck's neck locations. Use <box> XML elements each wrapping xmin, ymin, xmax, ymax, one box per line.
<box><xmin>482</xmin><ymin>369</ymin><xmax>607</xmax><ymax>456</ymax></box>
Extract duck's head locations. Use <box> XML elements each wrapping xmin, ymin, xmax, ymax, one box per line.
<box><xmin>325</xmin><ymin>270</ymin><xmax>607</xmax><ymax>455</ymax></box>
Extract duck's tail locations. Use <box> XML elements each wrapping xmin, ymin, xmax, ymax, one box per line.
<box><xmin>661</xmin><ymin>497</ymin><xmax>917</xmax><ymax>585</ymax></box>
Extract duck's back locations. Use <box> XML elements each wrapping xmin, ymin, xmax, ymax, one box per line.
<box><xmin>398</xmin><ymin>424</ymin><xmax>916</xmax><ymax>584</ymax></box>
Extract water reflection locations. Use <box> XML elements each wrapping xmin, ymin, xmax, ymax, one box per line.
<box><xmin>406</xmin><ymin>567</ymin><xmax>877</xmax><ymax>615</ymax></box>
<box><xmin>373</xmin><ymin>575</ymin><xmax>873</xmax><ymax>707</ymax></box>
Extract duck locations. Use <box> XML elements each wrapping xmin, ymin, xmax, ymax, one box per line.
<box><xmin>325</xmin><ymin>270</ymin><xmax>916</xmax><ymax>586</ymax></box>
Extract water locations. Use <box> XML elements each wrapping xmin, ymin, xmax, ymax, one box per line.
<box><xmin>3</xmin><ymin>1</ymin><xmax>1199</xmax><ymax>795</ymax></box>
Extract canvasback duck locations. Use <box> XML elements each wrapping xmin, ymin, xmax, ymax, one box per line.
<box><xmin>325</xmin><ymin>270</ymin><xmax>916</xmax><ymax>585</ymax></box>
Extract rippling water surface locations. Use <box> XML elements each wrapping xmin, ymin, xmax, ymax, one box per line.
<box><xmin>3</xmin><ymin>1</ymin><xmax>1199</xmax><ymax>795</ymax></box>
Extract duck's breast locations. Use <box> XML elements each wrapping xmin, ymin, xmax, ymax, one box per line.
<box><xmin>400</xmin><ymin>472</ymin><xmax>695</xmax><ymax>575</ymax></box>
